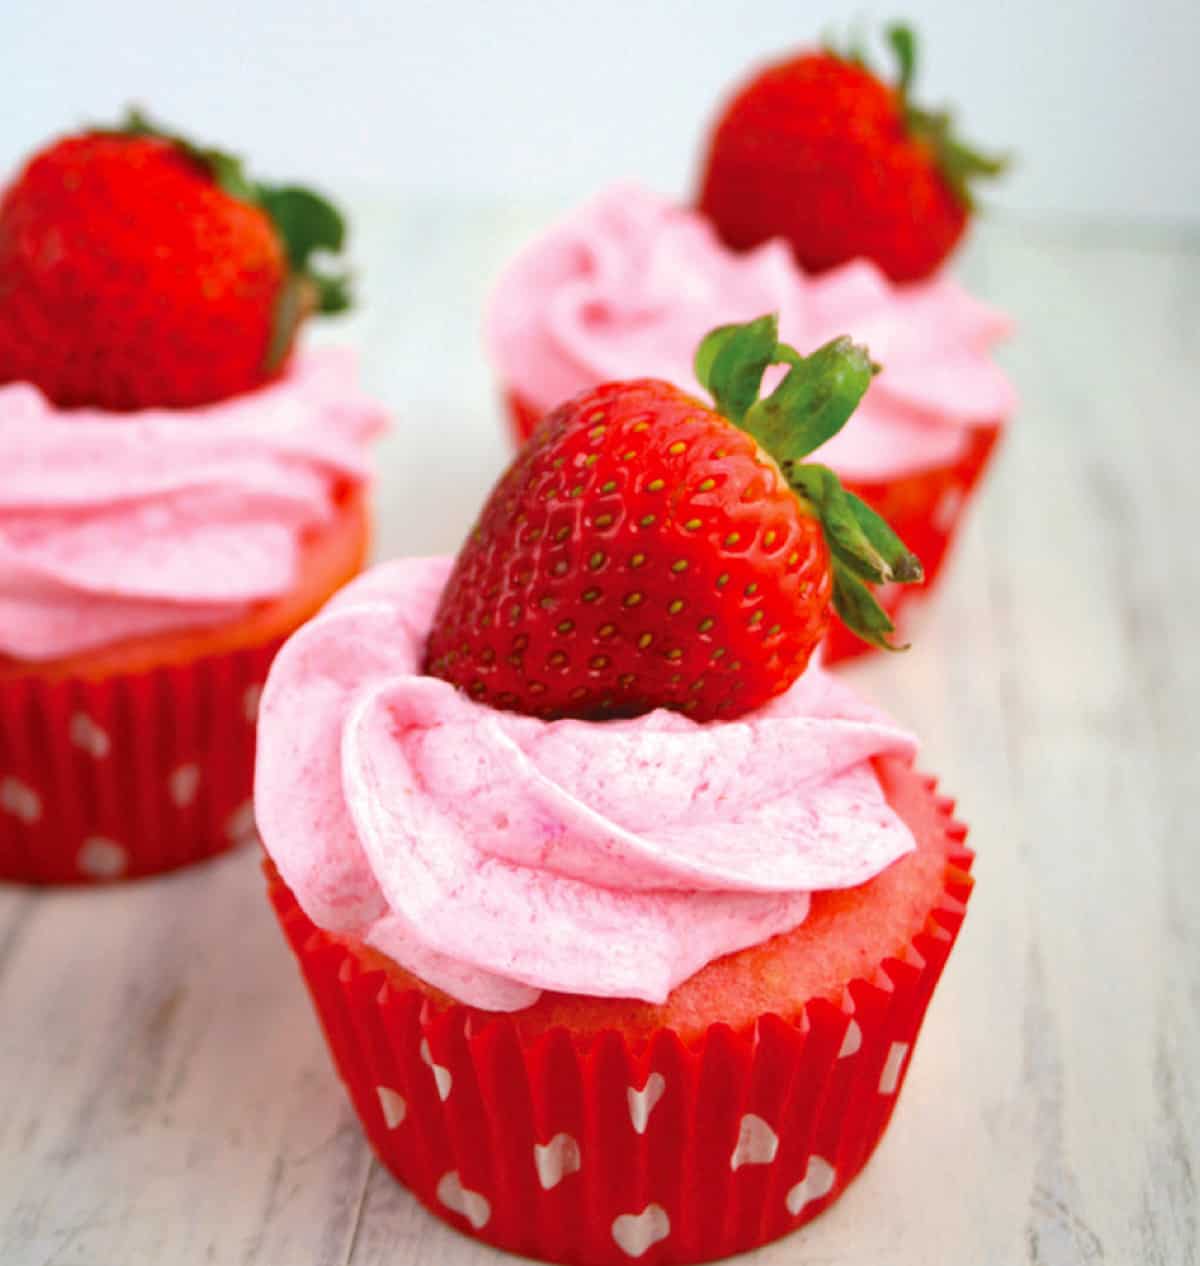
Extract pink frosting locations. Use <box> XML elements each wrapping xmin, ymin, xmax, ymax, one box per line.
<box><xmin>0</xmin><ymin>349</ymin><xmax>386</xmax><ymax>661</ymax></box>
<box><xmin>489</xmin><ymin>185</ymin><xmax>1015</xmax><ymax>481</ymax></box>
<box><xmin>255</xmin><ymin>556</ymin><xmax>919</xmax><ymax>1012</ymax></box>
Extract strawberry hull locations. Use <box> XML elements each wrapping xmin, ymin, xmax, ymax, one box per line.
<box><xmin>264</xmin><ymin>755</ymin><xmax>973</xmax><ymax>1265</ymax></box>
<box><xmin>504</xmin><ymin>389</ymin><xmax>1001</xmax><ymax>666</ymax></box>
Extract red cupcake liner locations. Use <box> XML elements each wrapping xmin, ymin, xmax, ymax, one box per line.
<box><xmin>265</xmin><ymin>770</ymin><xmax>972</xmax><ymax>1265</ymax></box>
<box><xmin>504</xmin><ymin>389</ymin><xmax>1002</xmax><ymax>666</ymax></box>
<box><xmin>0</xmin><ymin>637</ymin><xmax>285</xmax><ymax>884</ymax></box>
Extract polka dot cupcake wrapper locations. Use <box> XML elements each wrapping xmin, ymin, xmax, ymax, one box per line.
<box><xmin>265</xmin><ymin>785</ymin><xmax>972</xmax><ymax>1265</ymax></box>
<box><xmin>0</xmin><ymin>639</ymin><xmax>282</xmax><ymax>884</ymax></box>
<box><xmin>505</xmin><ymin>388</ymin><xmax>1002</xmax><ymax>667</ymax></box>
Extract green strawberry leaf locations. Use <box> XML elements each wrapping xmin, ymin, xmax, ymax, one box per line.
<box><xmin>845</xmin><ymin>489</ymin><xmax>924</xmax><ymax>583</ymax></box>
<box><xmin>693</xmin><ymin>314</ymin><xmax>780</xmax><ymax>424</ymax></box>
<box><xmin>832</xmin><ymin>567</ymin><xmax>907</xmax><ymax>652</ymax></box>
<box><xmin>821</xmin><ymin>23</ymin><xmax>1010</xmax><ymax>209</ymax></box>
<box><xmin>255</xmin><ymin>185</ymin><xmax>351</xmax><ymax>314</ymax></box>
<box><xmin>255</xmin><ymin>185</ymin><xmax>345</xmax><ymax>267</ymax></box>
<box><xmin>789</xmin><ymin>462</ymin><xmax>920</xmax><ymax>589</ymax></box>
<box><xmin>106</xmin><ymin>106</ymin><xmax>354</xmax><ymax>315</ymax></box>
<box><xmin>695</xmin><ymin>313</ymin><xmax>923</xmax><ymax>652</ymax></box>
<box><xmin>743</xmin><ymin>336</ymin><xmax>877</xmax><ymax>469</ymax></box>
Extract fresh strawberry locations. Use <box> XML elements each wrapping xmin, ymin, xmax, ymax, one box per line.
<box><xmin>425</xmin><ymin>315</ymin><xmax>921</xmax><ymax>721</ymax></box>
<box><xmin>0</xmin><ymin>108</ymin><xmax>350</xmax><ymax>411</ymax></box>
<box><xmin>697</xmin><ymin>24</ymin><xmax>1007</xmax><ymax>282</ymax></box>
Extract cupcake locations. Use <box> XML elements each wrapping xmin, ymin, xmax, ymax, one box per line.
<box><xmin>490</xmin><ymin>186</ymin><xmax>1012</xmax><ymax>663</ymax></box>
<box><xmin>0</xmin><ymin>115</ymin><xmax>386</xmax><ymax>883</ymax></box>
<box><xmin>258</xmin><ymin>319</ymin><xmax>973</xmax><ymax>1262</ymax></box>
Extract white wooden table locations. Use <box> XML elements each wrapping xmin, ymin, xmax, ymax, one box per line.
<box><xmin>1</xmin><ymin>201</ymin><xmax>1196</xmax><ymax>1266</ymax></box>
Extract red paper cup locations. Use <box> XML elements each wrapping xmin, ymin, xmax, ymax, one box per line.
<box><xmin>0</xmin><ymin>638</ymin><xmax>282</xmax><ymax>884</ymax></box>
<box><xmin>265</xmin><ymin>762</ymin><xmax>972</xmax><ymax>1264</ymax></box>
<box><xmin>1</xmin><ymin>489</ymin><xmax>372</xmax><ymax>886</ymax></box>
<box><xmin>504</xmin><ymin>389</ymin><xmax>1002</xmax><ymax>666</ymax></box>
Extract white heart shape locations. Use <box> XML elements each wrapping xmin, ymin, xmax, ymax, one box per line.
<box><xmin>77</xmin><ymin>836</ymin><xmax>128</xmax><ymax>879</ymax></box>
<box><xmin>420</xmin><ymin>1038</ymin><xmax>453</xmax><ymax>1101</ymax></box>
<box><xmin>786</xmin><ymin>1155</ymin><xmax>836</xmax><ymax>1217</ymax></box>
<box><xmin>225</xmin><ymin>800</ymin><xmax>259</xmax><ymax>847</ymax></box>
<box><xmin>69</xmin><ymin>713</ymin><xmax>110</xmax><ymax>759</ymax></box>
<box><xmin>627</xmin><ymin>1072</ymin><xmax>665</xmax><ymax>1135</ymax></box>
<box><xmin>934</xmin><ymin>486</ymin><xmax>965</xmax><ymax>531</ymax></box>
<box><xmin>376</xmin><ymin>1086</ymin><xmax>406</xmax><ymax>1129</ymax></box>
<box><xmin>168</xmin><ymin>763</ymin><xmax>201</xmax><ymax>808</ymax></box>
<box><xmin>612</xmin><ymin>1204</ymin><xmax>670</xmax><ymax>1258</ymax></box>
<box><xmin>243</xmin><ymin>683</ymin><xmax>263</xmax><ymax>724</ymax></box>
<box><xmin>838</xmin><ymin>1018</ymin><xmax>862</xmax><ymax>1059</ymax></box>
<box><xmin>437</xmin><ymin>1170</ymin><xmax>490</xmax><ymax>1229</ymax></box>
<box><xmin>730</xmin><ymin>1113</ymin><xmax>779</xmax><ymax>1170</ymax></box>
<box><xmin>0</xmin><ymin>776</ymin><xmax>41</xmax><ymax>824</ymax></box>
<box><xmin>534</xmin><ymin>1132</ymin><xmax>581</xmax><ymax>1190</ymax></box>
<box><xmin>878</xmin><ymin>1041</ymin><xmax>909</xmax><ymax>1094</ymax></box>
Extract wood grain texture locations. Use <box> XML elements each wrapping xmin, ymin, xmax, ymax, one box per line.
<box><xmin>1</xmin><ymin>203</ymin><xmax>1196</xmax><ymax>1265</ymax></box>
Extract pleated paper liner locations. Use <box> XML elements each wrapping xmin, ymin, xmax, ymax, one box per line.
<box><xmin>0</xmin><ymin>636</ymin><xmax>284</xmax><ymax>884</ymax></box>
<box><xmin>504</xmin><ymin>388</ymin><xmax>1001</xmax><ymax>667</ymax></box>
<box><xmin>265</xmin><ymin>760</ymin><xmax>973</xmax><ymax>1265</ymax></box>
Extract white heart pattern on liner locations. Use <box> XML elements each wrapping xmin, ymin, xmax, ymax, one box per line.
<box><xmin>786</xmin><ymin>1156</ymin><xmax>836</xmax><ymax>1217</ymax></box>
<box><xmin>0</xmin><ymin>776</ymin><xmax>41</xmax><ymax>824</ymax></box>
<box><xmin>420</xmin><ymin>1038</ymin><xmax>453</xmax><ymax>1101</ymax></box>
<box><xmin>612</xmin><ymin>1204</ymin><xmax>671</xmax><ymax>1258</ymax></box>
<box><xmin>168</xmin><ymin>763</ymin><xmax>201</xmax><ymax>808</ymax></box>
<box><xmin>627</xmin><ymin>1072</ymin><xmax>665</xmax><ymax>1135</ymax></box>
<box><xmin>730</xmin><ymin>1113</ymin><xmax>779</xmax><ymax>1170</ymax></box>
<box><xmin>838</xmin><ymin>1018</ymin><xmax>863</xmax><ymax>1059</ymax></box>
<box><xmin>437</xmin><ymin>1170</ymin><xmax>490</xmax><ymax>1230</ymax></box>
<box><xmin>77</xmin><ymin>836</ymin><xmax>128</xmax><ymax>879</ymax></box>
<box><xmin>878</xmin><ymin>1041</ymin><xmax>910</xmax><ymax>1094</ymax></box>
<box><xmin>934</xmin><ymin>486</ymin><xmax>965</xmax><ymax>532</ymax></box>
<box><xmin>534</xmin><ymin>1133</ymin><xmax>581</xmax><ymax>1190</ymax></box>
<box><xmin>375</xmin><ymin>1086</ymin><xmax>406</xmax><ymax>1130</ymax></box>
<box><xmin>69</xmin><ymin>713</ymin><xmax>110</xmax><ymax>759</ymax></box>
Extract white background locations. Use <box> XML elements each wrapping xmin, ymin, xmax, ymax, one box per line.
<box><xmin>2</xmin><ymin>0</ymin><xmax>1198</xmax><ymax>227</ymax></box>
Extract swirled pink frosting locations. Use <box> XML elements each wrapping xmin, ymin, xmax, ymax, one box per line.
<box><xmin>489</xmin><ymin>185</ymin><xmax>1015</xmax><ymax>481</ymax></box>
<box><xmin>0</xmin><ymin>348</ymin><xmax>386</xmax><ymax>661</ymax></box>
<box><xmin>255</xmin><ymin>556</ymin><xmax>919</xmax><ymax>1012</ymax></box>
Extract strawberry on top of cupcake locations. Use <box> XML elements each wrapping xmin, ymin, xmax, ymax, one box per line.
<box><xmin>0</xmin><ymin>107</ymin><xmax>351</xmax><ymax>411</ymax></box>
<box><xmin>697</xmin><ymin>23</ymin><xmax>1008</xmax><ymax>282</ymax></box>
<box><xmin>0</xmin><ymin>112</ymin><xmax>384</xmax><ymax>883</ymax></box>
<box><xmin>260</xmin><ymin>314</ymin><xmax>927</xmax><ymax>1009</ymax></box>
<box><xmin>430</xmin><ymin>314</ymin><xmax>921</xmax><ymax>720</ymax></box>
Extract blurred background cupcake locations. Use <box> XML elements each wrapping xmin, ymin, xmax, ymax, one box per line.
<box><xmin>0</xmin><ymin>115</ymin><xmax>386</xmax><ymax>883</ymax></box>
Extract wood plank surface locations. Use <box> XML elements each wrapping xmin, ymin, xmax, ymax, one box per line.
<box><xmin>1</xmin><ymin>202</ymin><xmax>1195</xmax><ymax>1266</ymax></box>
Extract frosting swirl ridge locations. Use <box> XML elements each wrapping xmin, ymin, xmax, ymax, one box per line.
<box><xmin>0</xmin><ymin>348</ymin><xmax>385</xmax><ymax>660</ymax></box>
<box><xmin>489</xmin><ymin>184</ymin><xmax>1014</xmax><ymax>481</ymax></box>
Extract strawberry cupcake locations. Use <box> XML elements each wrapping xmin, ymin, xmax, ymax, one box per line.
<box><xmin>0</xmin><ymin>115</ymin><xmax>386</xmax><ymax>884</ymax></box>
<box><xmin>258</xmin><ymin>320</ymin><xmax>973</xmax><ymax>1263</ymax></box>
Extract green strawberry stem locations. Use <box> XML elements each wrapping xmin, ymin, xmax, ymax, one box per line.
<box><xmin>695</xmin><ymin>314</ymin><xmax>922</xmax><ymax>651</ymax></box>
<box><xmin>825</xmin><ymin>23</ymin><xmax>1009</xmax><ymax>209</ymax></box>
<box><xmin>884</xmin><ymin>23</ymin><xmax>1009</xmax><ymax>208</ymax></box>
<box><xmin>110</xmin><ymin>107</ymin><xmax>351</xmax><ymax>365</ymax></box>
